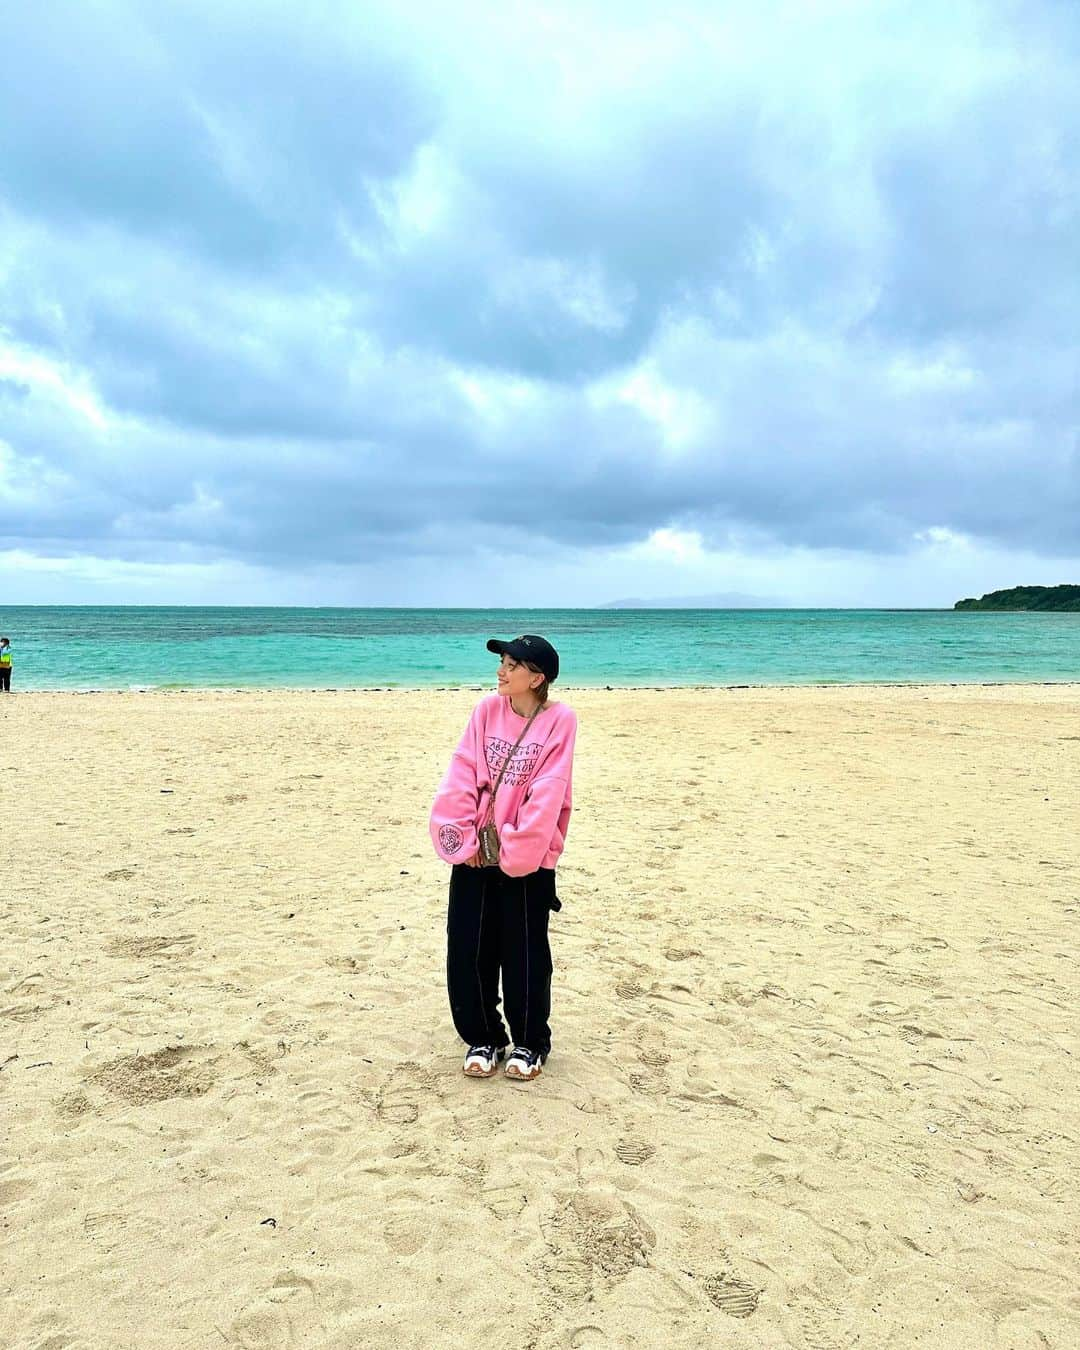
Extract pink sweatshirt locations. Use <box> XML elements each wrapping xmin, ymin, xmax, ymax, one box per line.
<box><xmin>430</xmin><ymin>694</ymin><xmax>577</xmax><ymax>876</ymax></box>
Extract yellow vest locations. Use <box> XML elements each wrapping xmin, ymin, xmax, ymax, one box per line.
<box><xmin>0</xmin><ymin>649</ymin><xmax>10</xmax><ymax>666</ymax></box>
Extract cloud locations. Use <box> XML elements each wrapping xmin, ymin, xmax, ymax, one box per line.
<box><xmin>633</xmin><ymin>528</ymin><xmax>706</xmax><ymax>565</ymax></box>
<box><xmin>1</xmin><ymin>0</ymin><xmax>1078</xmax><ymax>603</ymax></box>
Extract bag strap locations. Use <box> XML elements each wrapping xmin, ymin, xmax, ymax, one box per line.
<box><xmin>484</xmin><ymin>705</ymin><xmax>543</xmax><ymax>824</ymax></box>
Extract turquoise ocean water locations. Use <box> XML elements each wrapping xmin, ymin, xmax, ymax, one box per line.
<box><xmin>1</xmin><ymin>606</ymin><xmax>1078</xmax><ymax>690</ymax></box>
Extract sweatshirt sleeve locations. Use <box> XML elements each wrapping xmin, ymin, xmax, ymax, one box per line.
<box><xmin>429</xmin><ymin>706</ymin><xmax>483</xmax><ymax>864</ymax></box>
<box><xmin>498</xmin><ymin>709</ymin><xmax>577</xmax><ymax>878</ymax></box>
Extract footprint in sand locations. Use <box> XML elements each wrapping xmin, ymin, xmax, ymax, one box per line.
<box><xmin>0</xmin><ymin>1176</ymin><xmax>34</xmax><ymax>1208</ymax></box>
<box><xmin>6</xmin><ymin>973</ymin><xmax>46</xmax><ymax>996</ymax></box>
<box><xmin>2</xmin><ymin>996</ymin><xmax>59</xmax><ymax>1023</ymax></box>
<box><xmin>383</xmin><ymin>1213</ymin><xmax>430</xmax><ymax>1255</ymax></box>
<box><xmin>87</xmin><ymin>1045</ymin><xmax>217</xmax><ymax>1104</ymax></box>
<box><xmin>568</xmin><ymin>1329</ymin><xmax>606</xmax><ymax>1349</ymax></box>
<box><xmin>22</xmin><ymin>1315</ymin><xmax>77</xmax><ymax>1350</ymax></box>
<box><xmin>384</xmin><ymin>1137</ymin><xmax>421</xmax><ymax>1162</ymax></box>
<box><xmin>540</xmin><ymin>1190</ymin><xmax>656</xmax><ymax>1302</ymax></box>
<box><xmin>81</xmin><ymin>1210</ymin><xmax>161</xmax><ymax>1260</ymax></box>
<box><xmin>1027</xmin><ymin>1167</ymin><xmax>1066</xmax><ymax>1202</ymax></box>
<box><xmin>535</xmin><ymin>1252</ymin><xmax>593</xmax><ymax>1304</ymax></box>
<box><xmin>793</xmin><ymin>1298</ymin><xmax>856</xmax><ymax>1350</ymax></box>
<box><xmin>227</xmin><ymin>1303</ymin><xmax>295</xmax><ymax>1349</ymax></box>
<box><xmin>749</xmin><ymin>1152</ymin><xmax>791</xmax><ymax>1196</ymax></box>
<box><xmin>615</xmin><ymin>979</ymin><xmax>645</xmax><ymax>1000</ymax></box>
<box><xmin>228</xmin><ymin>1269</ymin><xmax>353</xmax><ymax>1348</ymax></box>
<box><xmin>224</xmin><ymin>792</ymin><xmax>248</xmax><ymax>804</ymax></box>
<box><xmin>702</xmin><ymin>1271</ymin><xmax>762</xmax><ymax>1318</ymax></box>
<box><xmin>628</xmin><ymin>1068</ymin><xmax>669</xmax><ymax>1098</ymax></box>
<box><xmin>574</xmin><ymin>1146</ymin><xmax>605</xmax><ymax>1178</ymax></box>
<box><xmin>715</xmin><ymin>981</ymin><xmax>757</xmax><ymax>1006</ymax></box>
<box><xmin>454</xmin><ymin>1152</ymin><xmax>486</xmax><ymax>1194</ymax></box>
<box><xmin>908</xmin><ymin>935</ymin><xmax>950</xmax><ymax>954</ymax></box>
<box><xmin>102</xmin><ymin>868</ymin><xmax>137</xmax><ymax>881</ymax></box>
<box><xmin>899</xmin><ymin>1023</ymin><xmax>946</xmax><ymax>1044</ymax></box>
<box><xmin>374</xmin><ymin>1064</ymin><xmax>435</xmax><ymax>1126</ymax></box>
<box><xmin>614</xmin><ymin>1139</ymin><xmax>655</xmax><ymax>1166</ymax></box>
<box><xmin>104</xmin><ymin>934</ymin><xmax>194</xmax><ymax>959</ymax></box>
<box><xmin>325</xmin><ymin>956</ymin><xmax>365</xmax><ymax>975</ymax></box>
<box><xmin>482</xmin><ymin>1183</ymin><xmax>528</xmax><ymax>1218</ymax></box>
<box><xmin>54</xmin><ymin>1091</ymin><xmax>94</xmax><ymax>1123</ymax></box>
<box><xmin>234</xmin><ymin>1039</ymin><xmax>288</xmax><ymax>1076</ymax></box>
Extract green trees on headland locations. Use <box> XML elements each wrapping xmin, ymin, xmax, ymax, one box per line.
<box><xmin>955</xmin><ymin>585</ymin><xmax>1080</xmax><ymax>611</ymax></box>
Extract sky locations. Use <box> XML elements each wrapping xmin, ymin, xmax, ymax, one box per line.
<box><xmin>1</xmin><ymin>0</ymin><xmax>1078</xmax><ymax>608</ymax></box>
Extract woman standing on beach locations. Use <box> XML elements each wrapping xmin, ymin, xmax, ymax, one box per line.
<box><xmin>430</xmin><ymin>635</ymin><xmax>577</xmax><ymax>1082</ymax></box>
<box><xmin>0</xmin><ymin>638</ymin><xmax>11</xmax><ymax>692</ymax></box>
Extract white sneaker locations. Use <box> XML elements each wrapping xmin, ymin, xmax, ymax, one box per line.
<box><xmin>463</xmin><ymin>1045</ymin><xmax>506</xmax><ymax>1077</ymax></box>
<box><xmin>504</xmin><ymin>1047</ymin><xmax>547</xmax><ymax>1081</ymax></box>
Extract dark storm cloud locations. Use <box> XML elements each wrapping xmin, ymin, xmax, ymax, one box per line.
<box><xmin>1</xmin><ymin>0</ymin><xmax>1078</xmax><ymax>576</ymax></box>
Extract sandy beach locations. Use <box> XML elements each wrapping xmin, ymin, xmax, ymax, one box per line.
<box><xmin>1</xmin><ymin>684</ymin><xmax>1077</xmax><ymax>1349</ymax></box>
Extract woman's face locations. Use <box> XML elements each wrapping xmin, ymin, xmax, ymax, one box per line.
<box><xmin>496</xmin><ymin>652</ymin><xmax>542</xmax><ymax>700</ymax></box>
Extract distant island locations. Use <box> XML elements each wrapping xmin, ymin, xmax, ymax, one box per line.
<box><xmin>600</xmin><ymin>591</ymin><xmax>784</xmax><ymax>609</ymax></box>
<box><xmin>955</xmin><ymin>585</ymin><xmax>1080</xmax><ymax>611</ymax></box>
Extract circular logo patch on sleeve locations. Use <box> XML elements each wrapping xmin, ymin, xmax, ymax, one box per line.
<box><xmin>439</xmin><ymin>824</ymin><xmax>464</xmax><ymax>855</ymax></box>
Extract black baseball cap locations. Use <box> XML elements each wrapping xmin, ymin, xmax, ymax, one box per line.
<box><xmin>486</xmin><ymin>634</ymin><xmax>560</xmax><ymax>683</ymax></box>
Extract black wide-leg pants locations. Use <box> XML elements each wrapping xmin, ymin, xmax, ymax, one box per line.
<box><xmin>446</xmin><ymin>864</ymin><xmax>560</xmax><ymax>1056</ymax></box>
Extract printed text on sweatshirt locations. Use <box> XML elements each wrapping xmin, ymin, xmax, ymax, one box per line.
<box><xmin>429</xmin><ymin>695</ymin><xmax>577</xmax><ymax>877</ymax></box>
